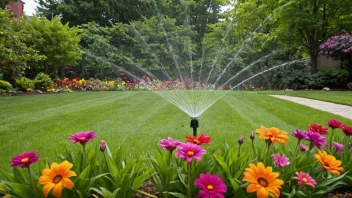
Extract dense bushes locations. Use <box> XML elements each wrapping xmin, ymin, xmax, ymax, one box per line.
<box><xmin>0</xmin><ymin>79</ymin><xmax>12</xmax><ymax>93</ymax></box>
<box><xmin>15</xmin><ymin>77</ymin><xmax>35</xmax><ymax>91</ymax></box>
<box><xmin>34</xmin><ymin>73</ymin><xmax>53</xmax><ymax>91</ymax></box>
<box><xmin>283</xmin><ymin>69</ymin><xmax>349</xmax><ymax>90</ymax></box>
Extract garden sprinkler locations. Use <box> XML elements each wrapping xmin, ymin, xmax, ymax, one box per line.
<box><xmin>190</xmin><ymin>117</ymin><xmax>199</xmax><ymax>136</ymax></box>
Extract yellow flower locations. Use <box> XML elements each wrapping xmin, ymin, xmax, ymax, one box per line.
<box><xmin>242</xmin><ymin>162</ymin><xmax>284</xmax><ymax>198</ymax></box>
<box><xmin>255</xmin><ymin>125</ymin><xmax>288</xmax><ymax>144</ymax></box>
<box><xmin>315</xmin><ymin>150</ymin><xmax>344</xmax><ymax>175</ymax></box>
<box><xmin>38</xmin><ymin>161</ymin><xmax>76</xmax><ymax>197</ymax></box>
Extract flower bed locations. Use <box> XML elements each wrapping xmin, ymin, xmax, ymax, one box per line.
<box><xmin>0</xmin><ymin>119</ymin><xmax>351</xmax><ymax>197</ymax></box>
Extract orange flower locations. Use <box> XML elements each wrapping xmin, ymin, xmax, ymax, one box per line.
<box><xmin>255</xmin><ymin>125</ymin><xmax>288</xmax><ymax>144</ymax></box>
<box><xmin>315</xmin><ymin>150</ymin><xmax>344</xmax><ymax>175</ymax></box>
<box><xmin>38</xmin><ymin>161</ymin><xmax>76</xmax><ymax>197</ymax></box>
<box><xmin>186</xmin><ymin>133</ymin><xmax>211</xmax><ymax>145</ymax></box>
<box><xmin>242</xmin><ymin>162</ymin><xmax>284</xmax><ymax>198</ymax></box>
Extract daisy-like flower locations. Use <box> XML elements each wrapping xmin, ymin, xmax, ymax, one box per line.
<box><xmin>194</xmin><ymin>173</ymin><xmax>227</xmax><ymax>198</ymax></box>
<box><xmin>176</xmin><ymin>143</ymin><xmax>206</xmax><ymax>163</ymax></box>
<box><xmin>69</xmin><ymin>131</ymin><xmax>96</xmax><ymax>145</ymax></box>
<box><xmin>100</xmin><ymin>140</ymin><xmax>106</xmax><ymax>152</ymax></box>
<box><xmin>327</xmin><ymin>119</ymin><xmax>344</xmax><ymax>130</ymax></box>
<box><xmin>11</xmin><ymin>151</ymin><xmax>39</xmax><ymax>168</ymax></box>
<box><xmin>293</xmin><ymin>172</ymin><xmax>317</xmax><ymax>187</ymax></box>
<box><xmin>342</xmin><ymin>126</ymin><xmax>352</xmax><ymax>136</ymax></box>
<box><xmin>242</xmin><ymin>162</ymin><xmax>284</xmax><ymax>198</ymax></box>
<box><xmin>299</xmin><ymin>144</ymin><xmax>308</xmax><ymax>152</ymax></box>
<box><xmin>38</xmin><ymin>161</ymin><xmax>77</xmax><ymax>197</ymax></box>
<box><xmin>305</xmin><ymin>131</ymin><xmax>328</xmax><ymax>150</ymax></box>
<box><xmin>308</xmin><ymin>124</ymin><xmax>328</xmax><ymax>135</ymax></box>
<box><xmin>186</xmin><ymin>133</ymin><xmax>211</xmax><ymax>145</ymax></box>
<box><xmin>315</xmin><ymin>150</ymin><xmax>344</xmax><ymax>175</ymax></box>
<box><xmin>272</xmin><ymin>154</ymin><xmax>290</xmax><ymax>167</ymax></box>
<box><xmin>332</xmin><ymin>142</ymin><xmax>344</xmax><ymax>154</ymax></box>
<box><xmin>292</xmin><ymin>129</ymin><xmax>307</xmax><ymax>140</ymax></box>
<box><xmin>159</xmin><ymin>137</ymin><xmax>181</xmax><ymax>152</ymax></box>
<box><xmin>255</xmin><ymin>125</ymin><xmax>289</xmax><ymax>144</ymax></box>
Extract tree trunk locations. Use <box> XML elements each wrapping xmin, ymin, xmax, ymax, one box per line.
<box><xmin>310</xmin><ymin>53</ymin><xmax>318</xmax><ymax>74</ymax></box>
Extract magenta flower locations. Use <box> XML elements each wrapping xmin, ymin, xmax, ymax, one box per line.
<box><xmin>292</xmin><ymin>129</ymin><xmax>307</xmax><ymax>140</ymax></box>
<box><xmin>238</xmin><ymin>136</ymin><xmax>244</xmax><ymax>145</ymax></box>
<box><xmin>100</xmin><ymin>140</ymin><xmax>106</xmax><ymax>152</ymax></box>
<box><xmin>272</xmin><ymin>154</ymin><xmax>290</xmax><ymax>167</ymax></box>
<box><xmin>69</xmin><ymin>131</ymin><xmax>96</xmax><ymax>145</ymax></box>
<box><xmin>194</xmin><ymin>173</ymin><xmax>227</xmax><ymax>198</ymax></box>
<box><xmin>294</xmin><ymin>172</ymin><xmax>317</xmax><ymax>187</ymax></box>
<box><xmin>299</xmin><ymin>144</ymin><xmax>308</xmax><ymax>152</ymax></box>
<box><xmin>176</xmin><ymin>143</ymin><xmax>206</xmax><ymax>163</ymax></box>
<box><xmin>332</xmin><ymin>142</ymin><xmax>344</xmax><ymax>154</ymax></box>
<box><xmin>305</xmin><ymin>131</ymin><xmax>328</xmax><ymax>150</ymax></box>
<box><xmin>159</xmin><ymin>137</ymin><xmax>181</xmax><ymax>152</ymax></box>
<box><xmin>11</xmin><ymin>151</ymin><xmax>39</xmax><ymax>168</ymax></box>
<box><xmin>327</xmin><ymin>119</ymin><xmax>344</xmax><ymax>130</ymax></box>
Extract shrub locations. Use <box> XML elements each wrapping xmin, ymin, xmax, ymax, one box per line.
<box><xmin>0</xmin><ymin>79</ymin><xmax>12</xmax><ymax>91</ymax></box>
<box><xmin>34</xmin><ymin>73</ymin><xmax>53</xmax><ymax>91</ymax></box>
<box><xmin>308</xmin><ymin>69</ymin><xmax>349</xmax><ymax>89</ymax></box>
<box><xmin>348</xmin><ymin>82</ymin><xmax>352</xmax><ymax>90</ymax></box>
<box><xmin>15</xmin><ymin>77</ymin><xmax>35</xmax><ymax>91</ymax></box>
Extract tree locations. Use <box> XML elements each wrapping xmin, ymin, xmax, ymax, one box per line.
<box><xmin>275</xmin><ymin>0</ymin><xmax>352</xmax><ymax>74</ymax></box>
<box><xmin>0</xmin><ymin>11</ymin><xmax>43</xmax><ymax>83</ymax></box>
<box><xmin>23</xmin><ymin>16</ymin><xmax>82</xmax><ymax>77</ymax></box>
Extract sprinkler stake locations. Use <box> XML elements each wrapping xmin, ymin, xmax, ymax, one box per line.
<box><xmin>190</xmin><ymin>117</ymin><xmax>199</xmax><ymax>136</ymax></box>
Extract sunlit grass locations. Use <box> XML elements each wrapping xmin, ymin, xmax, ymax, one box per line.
<box><xmin>1</xmin><ymin>91</ymin><xmax>351</xmax><ymax>176</ymax></box>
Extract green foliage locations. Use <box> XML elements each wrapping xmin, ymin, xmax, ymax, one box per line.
<box><xmin>34</xmin><ymin>73</ymin><xmax>53</xmax><ymax>90</ymax></box>
<box><xmin>308</xmin><ymin>69</ymin><xmax>349</xmax><ymax>89</ymax></box>
<box><xmin>23</xmin><ymin>16</ymin><xmax>82</xmax><ymax>76</ymax></box>
<box><xmin>348</xmin><ymin>82</ymin><xmax>352</xmax><ymax>90</ymax></box>
<box><xmin>15</xmin><ymin>77</ymin><xmax>35</xmax><ymax>91</ymax></box>
<box><xmin>0</xmin><ymin>79</ymin><xmax>12</xmax><ymax>90</ymax></box>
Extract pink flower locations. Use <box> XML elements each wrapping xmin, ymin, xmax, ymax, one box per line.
<box><xmin>327</xmin><ymin>119</ymin><xmax>344</xmax><ymax>130</ymax></box>
<box><xmin>194</xmin><ymin>173</ymin><xmax>227</xmax><ymax>198</ymax></box>
<box><xmin>159</xmin><ymin>137</ymin><xmax>181</xmax><ymax>152</ymax></box>
<box><xmin>294</xmin><ymin>172</ymin><xmax>317</xmax><ymax>187</ymax></box>
<box><xmin>11</xmin><ymin>151</ymin><xmax>39</xmax><ymax>168</ymax></box>
<box><xmin>309</xmin><ymin>124</ymin><xmax>328</xmax><ymax>135</ymax></box>
<box><xmin>332</xmin><ymin>142</ymin><xmax>344</xmax><ymax>154</ymax></box>
<box><xmin>299</xmin><ymin>144</ymin><xmax>308</xmax><ymax>152</ymax></box>
<box><xmin>238</xmin><ymin>136</ymin><xmax>244</xmax><ymax>145</ymax></box>
<box><xmin>69</xmin><ymin>131</ymin><xmax>96</xmax><ymax>145</ymax></box>
<box><xmin>176</xmin><ymin>143</ymin><xmax>206</xmax><ymax>163</ymax></box>
<box><xmin>272</xmin><ymin>154</ymin><xmax>290</xmax><ymax>167</ymax></box>
<box><xmin>100</xmin><ymin>140</ymin><xmax>106</xmax><ymax>152</ymax></box>
<box><xmin>292</xmin><ymin>129</ymin><xmax>307</xmax><ymax>140</ymax></box>
<box><xmin>305</xmin><ymin>131</ymin><xmax>328</xmax><ymax>150</ymax></box>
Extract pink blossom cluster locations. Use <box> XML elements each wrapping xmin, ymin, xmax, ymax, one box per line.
<box><xmin>319</xmin><ymin>32</ymin><xmax>352</xmax><ymax>59</ymax></box>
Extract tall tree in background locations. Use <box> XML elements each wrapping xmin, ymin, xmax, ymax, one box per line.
<box><xmin>23</xmin><ymin>16</ymin><xmax>82</xmax><ymax>76</ymax></box>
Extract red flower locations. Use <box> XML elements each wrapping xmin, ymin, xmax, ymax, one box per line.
<box><xmin>186</xmin><ymin>133</ymin><xmax>211</xmax><ymax>145</ymax></box>
<box><xmin>342</xmin><ymin>126</ymin><xmax>352</xmax><ymax>136</ymax></box>
<box><xmin>327</xmin><ymin>119</ymin><xmax>344</xmax><ymax>130</ymax></box>
<box><xmin>309</xmin><ymin>124</ymin><xmax>328</xmax><ymax>135</ymax></box>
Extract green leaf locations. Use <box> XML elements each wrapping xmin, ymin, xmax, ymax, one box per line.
<box><xmin>165</xmin><ymin>191</ymin><xmax>187</xmax><ymax>198</ymax></box>
<box><xmin>130</xmin><ymin>187</ymin><xmax>158</xmax><ymax>198</ymax></box>
<box><xmin>3</xmin><ymin>181</ymin><xmax>34</xmax><ymax>197</ymax></box>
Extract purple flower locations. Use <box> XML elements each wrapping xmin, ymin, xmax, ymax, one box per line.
<box><xmin>159</xmin><ymin>137</ymin><xmax>181</xmax><ymax>152</ymax></box>
<box><xmin>305</xmin><ymin>131</ymin><xmax>328</xmax><ymax>150</ymax></box>
<box><xmin>292</xmin><ymin>129</ymin><xmax>307</xmax><ymax>140</ymax></box>
<box><xmin>176</xmin><ymin>143</ymin><xmax>206</xmax><ymax>163</ymax></box>
<box><xmin>332</xmin><ymin>142</ymin><xmax>344</xmax><ymax>154</ymax></box>
<box><xmin>100</xmin><ymin>140</ymin><xmax>106</xmax><ymax>152</ymax></box>
<box><xmin>238</xmin><ymin>136</ymin><xmax>244</xmax><ymax>145</ymax></box>
<box><xmin>194</xmin><ymin>173</ymin><xmax>227</xmax><ymax>198</ymax></box>
<box><xmin>11</xmin><ymin>151</ymin><xmax>39</xmax><ymax>168</ymax></box>
<box><xmin>69</xmin><ymin>131</ymin><xmax>96</xmax><ymax>145</ymax></box>
<box><xmin>299</xmin><ymin>144</ymin><xmax>308</xmax><ymax>152</ymax></box>
<box><xmin>250</xmin><ymin>131</ymin><xmax>255</xmax><ymax>140</ymax></box>
<box><xmin>271</xmin><ymin>154</ymin><xmax>290</xmax><ymax>167</ymax></box>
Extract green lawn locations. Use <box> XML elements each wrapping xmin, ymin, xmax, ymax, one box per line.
<box><xmin>260</xmin><ymin>90</ymin><xmax>352</xmax><ymax>106</ymax></box>
<box><xmin>1</xmin><ymin>91</ymin><xmax>351</xmax><ymax>176</ymax></box>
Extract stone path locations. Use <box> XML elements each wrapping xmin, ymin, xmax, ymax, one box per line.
<box><xmin>270</xmin><ymin>95</ymin><xmax>352</xmax><ymax>120</ymax></box>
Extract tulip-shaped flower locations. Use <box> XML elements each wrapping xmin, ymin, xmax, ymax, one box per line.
<box><xmin>176</xmin><ymin>143</ymin><xmax>206</xmax><ymax>163</ymax></box>
<box><xmin>100</xmin><ymin>140</ymin><xmax>107</xmax><ymax>152</ymax></box>
<box><xmin>194</xmin><ymin>173</ymin><xmax>227</xmax><ymax>198</ymax></box>
<box><xmin>294</xmin><ymin>172</ymin><xmax>317</xmax><ymax>187</ymax></box>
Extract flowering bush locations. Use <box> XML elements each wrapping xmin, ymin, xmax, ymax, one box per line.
<box><xmin>319</xmin><ymin>32</ymin><xmax>352</xmax><ymax>61</ymax></box>
<box><xmin>1</xmin><ymin>119</ymin><xmax>351</xmax><ymax>197</ymax></box>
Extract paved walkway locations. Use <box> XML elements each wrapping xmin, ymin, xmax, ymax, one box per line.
<box><xmin>270</xmin><ymin>95</ymin><xmax>352</xmax><ymax>120</ymax></box>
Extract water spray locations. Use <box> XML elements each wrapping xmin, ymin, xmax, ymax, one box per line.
<box><xmin>190</xmin><ymin>117</ymin><xmax>199</xmax><ymax>136</ymax></box>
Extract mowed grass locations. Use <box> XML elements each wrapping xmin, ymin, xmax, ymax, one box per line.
<box><xmin>1</xmin><ymin>91</ymin><xmax>351</xmax><ymax>175</ymax></box>
<box><xmin>260</xmin><ymin>90</ymin><xmax>352</xmax><ymax>106</ymax></box>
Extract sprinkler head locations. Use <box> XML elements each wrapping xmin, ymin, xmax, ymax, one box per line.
<box><xmin>190</xmin><ymin>117</ymin><xmax>199</xmax><ymax>129</ymax></box>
